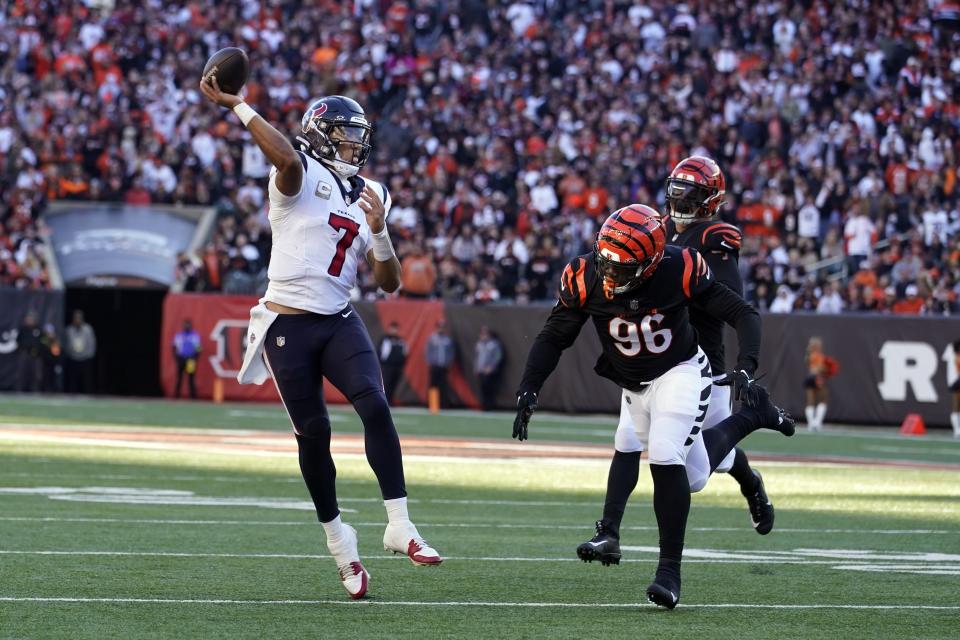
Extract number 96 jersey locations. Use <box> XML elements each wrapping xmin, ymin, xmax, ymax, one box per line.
<box><xmin>264</xmin><ymin>151</ymin><xmax>391</xmax><ymax>315</ymax></box>
<box><xmin>519</xmin><ymin>245</ymin><xmax>759</xmax><ymax>393</ymax></box>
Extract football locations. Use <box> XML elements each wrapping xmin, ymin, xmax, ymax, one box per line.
<box><xmin>201</xmin><ymin>47</ymin><xmax>250</xmax><ymax>95</ymax></box>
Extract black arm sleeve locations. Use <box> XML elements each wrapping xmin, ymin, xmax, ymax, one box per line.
<box><xmin>517</xmin><ymin>303</ymin><xmax>590</xmax><ymax>395</ymax></box>
<box><xmin>693</xmin><ymin>280</ymin><xmax>761</xmax><ymax>375</ymax></box>
<box><xmin>702</xmin><ymin>250</ymin><xmax>743</xmax><ymax>296</ymax></box>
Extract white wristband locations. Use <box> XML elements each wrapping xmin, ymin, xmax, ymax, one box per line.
<box><xmin>371</xmin><ymin>226</ymin><xmax>395</xmax><ymax>262</ymax></box>
<box><xmin>232</xmin><ymin>102</ymin><xmax>258</xmax><ymax>127</ymax></box>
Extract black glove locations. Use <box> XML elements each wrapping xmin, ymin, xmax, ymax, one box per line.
<box><xmin>512</xmin><ymin>391</ymin><xmax>538</xmax><ymax>441</ymax></box>
<box><xmin>715</xmin><ymin>369</ymin><xmax>760</xmax><ymax>407</ymax></box>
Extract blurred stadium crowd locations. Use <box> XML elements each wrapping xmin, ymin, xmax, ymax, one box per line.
<box><xmin>1</xmin><ymin>0</ymin><xmax>959</xmax><ymax>313</ymax></box>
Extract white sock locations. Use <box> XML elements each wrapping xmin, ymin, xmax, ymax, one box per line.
<box><xmin>321</xmin><ymin>514</ymin><xmax>345</xmax><ymax>547</ymax></box>
<box><xmin>815</xmin><ymin>403</ymin><xmax>827</xmax><ymax>427</ymax></box>
<box><xmin>805</xmin><ymin>406</ymin><xmax>816</xmax><ymax>427</ymax></box>
<box><xmin>952</xmin><ymin>413</ymin><xmax>960</xmax><ymax>436</ymax></box>
<box><xmin>384</xmin><ymin>497</ymin><xmax>411</xmax><ymax>526</ymax></box>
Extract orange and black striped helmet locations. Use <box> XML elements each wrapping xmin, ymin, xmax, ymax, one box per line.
<box><xmin>594</xmin><ymin>204</ymin><xmax>666</xmax><ymax>297</ymax></box>
<box><xmin>664</xmin><ymin>155</ymin><xmax>726</xmax><ymax>222</ymax></box>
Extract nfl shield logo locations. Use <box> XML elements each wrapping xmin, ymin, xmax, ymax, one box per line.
<box><xmin>630</xmin><ymin>300</ymin><xmax>639</xmax><ymax>311</ymax></box>
<box><xmin>276</xmin><ymin>336</ymin><xmax>286</xmax><ymax>347</ymax></box>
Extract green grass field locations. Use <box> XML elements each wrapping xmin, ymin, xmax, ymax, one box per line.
<box><xmin>0</xmin><ymin>395</ymin><xmax>958</xmax><ymax>639</ymax></box>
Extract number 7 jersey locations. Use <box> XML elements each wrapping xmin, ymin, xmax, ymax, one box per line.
<box><xmin>264</xmin><ymin>151</ymin><xmax>391</xmax><ymax>315</ymax></box>
<box><xmin>518</xmin><ymin>245</ymin><xmax>760</xmax><ymax>393</ymax></box>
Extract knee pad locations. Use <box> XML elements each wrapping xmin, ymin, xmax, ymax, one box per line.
<box><xmin>687</xmin><ymin>472</ymin><xmax>709</xmax><ymax>493</ymax></box>
<box><xmin>647</xmin><ymin>439</ymin><xmax>686</xmax><ymax>466</ymax></box>
<box><xmin>353</xmin><ymin>390</ymin><xmax>394</xmax><ymax>432</ymax></box>
<box><xmin>647</xmin><ymin>413</ymin><xmax>693</xmax><ymax>466</ymax></box>
<box><xmin>614</xmin><ymin>422</ymin><xmax>644</xmax><ymax>453</ymax></box>
<box><xmin>296</xmin><ymin>414</ymin><xmax>332</xmax><ymax>439</ymax></box>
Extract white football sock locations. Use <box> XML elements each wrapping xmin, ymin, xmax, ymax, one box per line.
<box><xmin>815</xmin><ymin>403</ymin><xmax>827</xmax><ymax>427</ymax></box>
<box><xmin>321</xmin><ymin>514</ymin><xmax>345</xmax><ymax>547</ymax></box>
<box><xmin>952</xmin><ymin>413</ymin><xmax>960</xmax><ymax>437</ymax></box>
<box><xmin>384</xmin><ymin>497</ymin><xmax>411</xmax><ymax>525</ymax></box>
<box><xmin>805</xmin><ymin>406</ymin><xmax>816</xmax><ymax>428</ymax></box>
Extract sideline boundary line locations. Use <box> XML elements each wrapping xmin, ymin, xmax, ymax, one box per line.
<box><xmin>0</xmin><ymin>516</ymin><xmax>954</xmax><ymax>536</ymax></box>
<box><xmin>0</xmin><ymin>596</ymin><xmax>957</xmax><ymax>610</ymax></box>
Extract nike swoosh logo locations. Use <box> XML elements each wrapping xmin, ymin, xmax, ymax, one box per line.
<box><xmin>587</xmin><ymin>541</ymin><xmax>604</xmax><ymax>547</ymax></box>
<box><xmin>342</xmin><ymin>310</ymin><xmax>353</xmax><ymax>318</ymax></box>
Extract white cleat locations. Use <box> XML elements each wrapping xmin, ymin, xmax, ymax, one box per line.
<box><xmin>383</xmin><ymin>522</ymin><xmax>443</xmax><ymax>566</ymax></box>
<box><xmin>328</xmin><ymin>524</ymin><xmax>369</xmax><ymax>599</ymax></box>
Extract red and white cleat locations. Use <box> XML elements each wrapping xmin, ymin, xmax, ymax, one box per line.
<box><xmin>328</xmin><ymin>524</ymin><xmax>370</xmax><ymax>599</ymax></box>
<box><xmin>337</xmin><ymin>560</ymin><xmax>370</xmax><ymax>600</ymax></box>
<box><xmin>383</xmin><ymin>522</ymin><xmax>443</xmax><ymax>566</ymax></box>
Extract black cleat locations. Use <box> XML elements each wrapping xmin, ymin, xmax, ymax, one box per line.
<box><xmin>752</xmin><ymin>385</ymin><xmax>795</xmax><ymax>437</ymax></box>
<box><xmin>743</xmin><ymin>470</ymin><xmax>774</xmax><ymax>535</ymax></box>
<box><xmin>646</xmin><ymin>566</ymin><xmax>681</xmax><ymax>609</ymax></box>
<box><xmin>576</xmin><ymin>520</ymin><xmax>621</xmax><ymax>566</ymax></box>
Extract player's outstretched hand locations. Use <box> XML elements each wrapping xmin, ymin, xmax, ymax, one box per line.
<box><xmin>512</xmin><ymin>391</ymin><xmax>538</xmax><ymax>441</ymax></box>
<box><xmin>199</xmin><ymin>74</ymin><xmax>243</xmax><ymax>109</ymax></box>
<box><xmin>358</xmin><ymin>185</ymin><xmax>385</xmax><ymax>233</ymax></box>
<box><xmin>715</xmin><ymin>369</ymin><xmax>760</xmax><ymax>407</ymax></box>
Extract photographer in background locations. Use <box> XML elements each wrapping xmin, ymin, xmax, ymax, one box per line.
<box><xmin>15</xmin><ymin>311</ymin><xmax>44</xmax><ymax>393</ymax></box>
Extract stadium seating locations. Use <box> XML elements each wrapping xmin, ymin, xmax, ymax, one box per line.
<box><xmin>0</xmin><ymin>1</ymin><xmax>957</xmax><ymax>312</ymax></box>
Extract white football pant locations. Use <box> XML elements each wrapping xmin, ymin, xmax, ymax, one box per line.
<box><xmin>614</xmin><ymin>349</ymin><xmax>712</xmax><ymax>490</ymax></box>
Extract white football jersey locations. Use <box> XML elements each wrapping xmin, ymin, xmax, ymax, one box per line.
<box><xmin>264</xmin><ymin>151</ymin><xmax>391</xmax><ymax>315</ymax></box>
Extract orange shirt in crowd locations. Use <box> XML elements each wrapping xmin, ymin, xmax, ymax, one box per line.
<box><xmin>736</xmin><ymin>202</ymin><xmax>783</xmax><ymax>238</ymax></box>
<box><xmin>884</xmin><ymin>162</ymin><xmax>911</xmax><ymax>195</ymax></box>
<box><xmin>58</xmin><ymin>177</ymin><xmax>89</xmax><ymax>198</ymax></box>
<box><xmin>400</xmin><ymin>254</ymin><xmax>436</xmax><ymax>296</ymax></box>
<box><xmin>582</xmin><ymin>186</ymin><xmax>608</xmax><ymax>217</ymax></box>
<box><xmin>852</xmin><ymin>268</ymin><xmax>878</xmax><ymax>289</ymax></box>
<box><xmin>54</xmin><ymin>52</ymin><xmax>85</xmax><ymax>75</ymax></box>
<box><xmin>892</xmin><ymin>297</ymin><xmax>924</xmax><ymax>315</ymax></box>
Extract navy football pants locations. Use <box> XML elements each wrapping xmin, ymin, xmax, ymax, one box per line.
<box><xmin>263</xmin><ymin>308</ymin><xmax>406</xmax><ymax>522</ymax></box>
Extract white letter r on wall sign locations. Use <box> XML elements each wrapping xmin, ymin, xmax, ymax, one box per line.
<box><xmin>877</xmin><ymin>341</ymin><xmax>939</xmax><ymax>402</ymax></box>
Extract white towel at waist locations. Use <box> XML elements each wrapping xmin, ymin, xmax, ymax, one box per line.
<box><xmin>237</xmin><ymin>299</ymin><xmax>279</xmax><ymax>385</ymax></box>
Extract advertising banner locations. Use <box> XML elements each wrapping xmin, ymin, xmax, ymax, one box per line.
<box><xmin>160</xmin><ymin>294</ymin><xmax>957</xmax><ymax>428</ymax></box>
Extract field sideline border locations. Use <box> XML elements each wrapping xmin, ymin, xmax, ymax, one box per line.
<box><xmin>0</xmin><ymin>596</ymin><xmax>957</xmax><ymax>611</ymax></box>
<box><xmin>2</xmin><ymin>422</ymin><xmax>959</xmax><ymax>470</ymax></box>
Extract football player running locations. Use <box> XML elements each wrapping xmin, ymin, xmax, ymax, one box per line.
<box><xmin>512</xmin><ymin>204</ymin><xmax>793</xmax><ymax>609</ymax></box>
<box><xmin>652</xmin><ymin>156</ymin><xmax>778</xmax><ymax>534</ymax></box>
<box><xmin>200</xmin><ymin>77</ymin><xmax>441</xmax><ymax>601</ymax></box>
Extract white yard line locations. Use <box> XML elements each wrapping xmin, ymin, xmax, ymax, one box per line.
<box><xmin>0</xmin><ymin>596</ymin><xmax>957</xmax><ymax>610</ymax></box>
<box><xmin>0</xmin><ymin>549</ymin><xmax>953</xmax><ymax>566</ymax></box>
<box><xmin>0</xmin><ymin>516</ymin><xmax>955</xmax><ymax>536</ymax></box>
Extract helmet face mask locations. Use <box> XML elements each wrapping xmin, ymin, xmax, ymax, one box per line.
<box><xmin>298</xmin><ymin>97</ymin><xmax>372</xmax><ymax>178</ymax></box>
<box><xmin>594</xmin><ymin>247</ymin><xmax>655</xmax><ymax>294</ymax></box>
<box><xmin>665</xmin><ymin>178</ymin><xmax>715</xmax><ymax>221</ymax></box>
<box><xmin>594</xmin><ymin>204</ymin><xmax>667</xmax><ymax>298</ymax></box>
<box><xmin>664</xmin><ymin>156</ymin><xmax>726</xmax><ymax>222</ymax></box>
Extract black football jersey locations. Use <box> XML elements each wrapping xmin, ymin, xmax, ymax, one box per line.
<box><xmin>664</xmin><ymin>217</ymin><xmax>744</xmax><ymax>375</ymax></box>
<box><xmin>519</xmin><ymin>245</ymin><xmax>760</xmax><ymax>394</ymax></box>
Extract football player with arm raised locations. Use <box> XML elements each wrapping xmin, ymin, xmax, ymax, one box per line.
<box><xmin>512</xmin><ymin>204</ymin><xmax>794</xmax><ymax>609</ymax></box>
<box><xmin>200</xmin><ymin>76</ymin><xmax>440</xmax><ymax>601</ymax></box>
